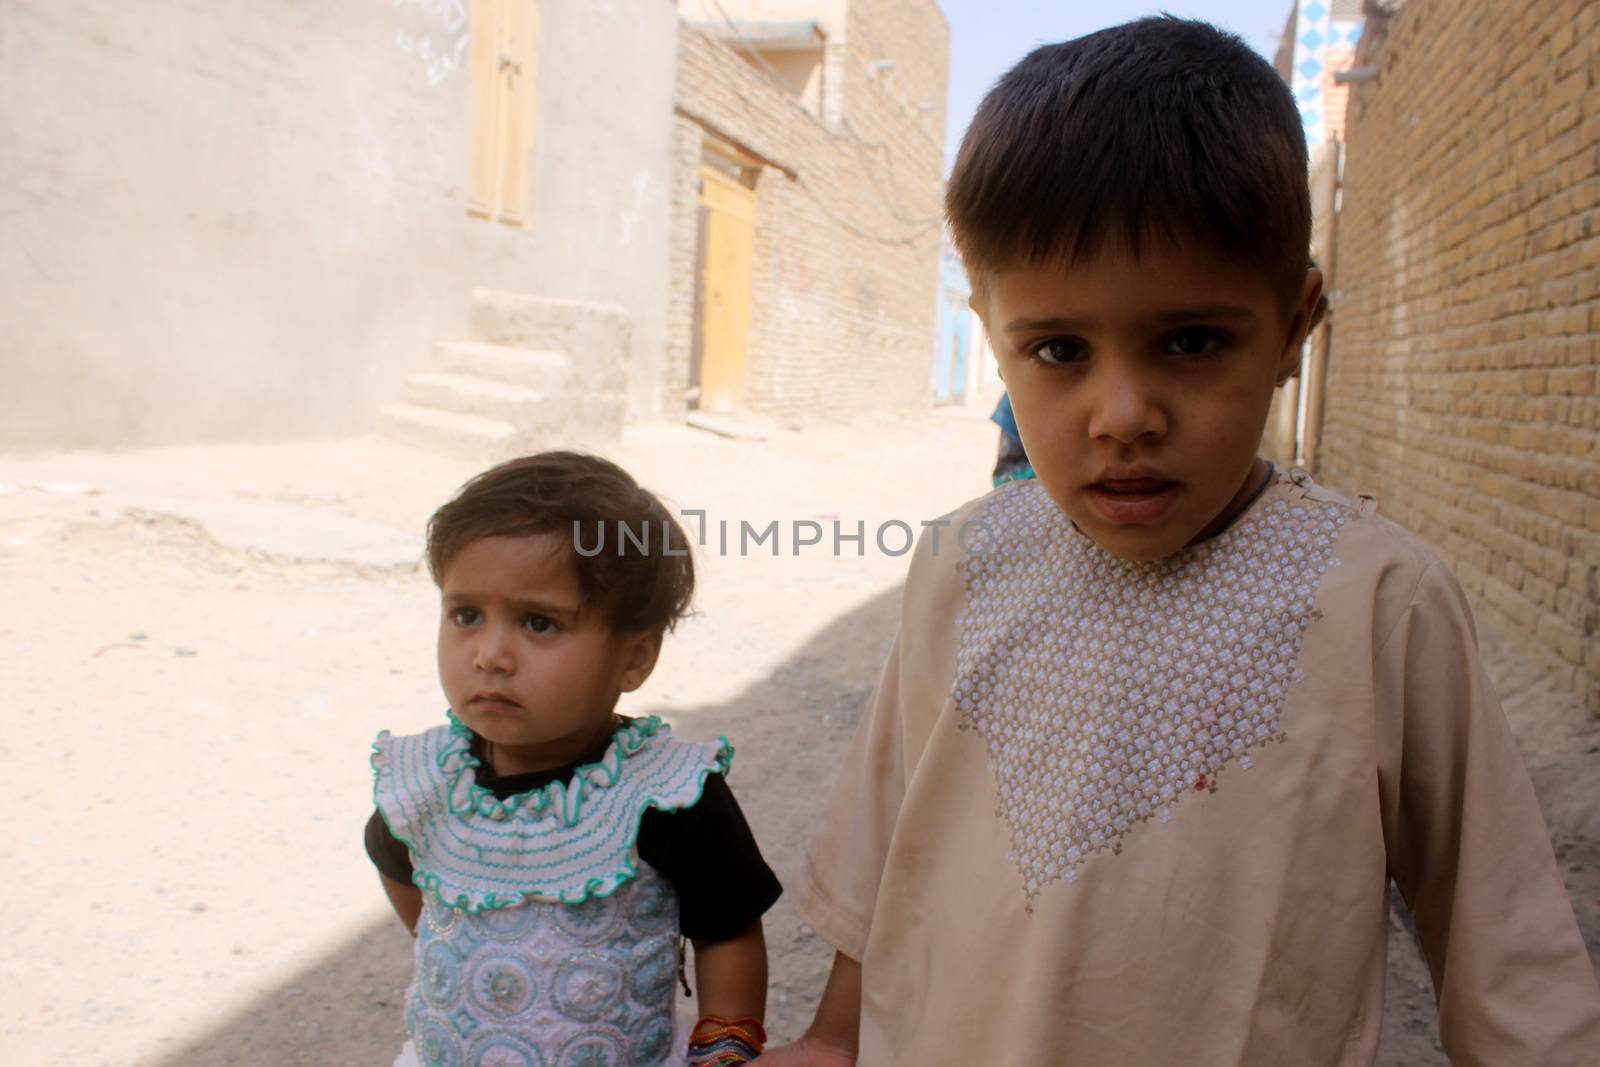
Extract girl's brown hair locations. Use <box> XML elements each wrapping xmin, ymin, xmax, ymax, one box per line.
<box><xmin>427</xmin><ymin>452</ymin><xmax>694</xmax><ymax>633</ymax></box>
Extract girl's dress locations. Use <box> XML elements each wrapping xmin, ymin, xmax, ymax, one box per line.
<box><xmin>371</xmin><ymin>713</ymin><xmax>770</xmax><ymax>1067</ymax></box>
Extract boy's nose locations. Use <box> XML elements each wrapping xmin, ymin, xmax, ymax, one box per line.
<box><xmin>1087</xmin><ymin>367</ymin><xmax>1167</xmax><ymax>443</ymax></box>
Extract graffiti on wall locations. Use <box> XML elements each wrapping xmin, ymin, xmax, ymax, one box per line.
<box><xmin>774</xmin><ymin>246</ymin><xmax>815</xmax><ymax>296</ymax></box>
<box><xmin>393</xmin><ymin>0</ymin><xmax>470</xmax><ymax>88</ymax></box>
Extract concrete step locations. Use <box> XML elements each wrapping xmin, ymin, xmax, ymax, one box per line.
<box><xmin>403</xmin><ymin>372</ymin><xmax>548</xmax><ymax>425</ymax></box>
<box><xmin>469</xmin><ymin>289</ymin><xmax>630</xmax><ymax>395</ymax></box>
<box><xmin>431</xmin><ymin>341</ymin><xmax>571</xmax><ymax>393</ymax></box>
<box><xmin>379</xmin><ymin>403</ymin><xmax>518</xmax><ymax>462</ymax></box>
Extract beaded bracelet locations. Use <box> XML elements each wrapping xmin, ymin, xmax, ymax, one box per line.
<box><xmin>687</xmin><ymin>1016</ymin><xmax>768</xmax><ymax>1066</ymax></box>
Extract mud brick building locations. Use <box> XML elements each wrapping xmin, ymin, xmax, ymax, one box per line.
<box><xmin>1313</xmin><ymin>0</ymin><xmax>1600</xmax><ymax>712</ymax></box>
<box><xmin>668</xmin><ymin>0</ymin><xmax>949</xmax><ymax>420</ymax></box>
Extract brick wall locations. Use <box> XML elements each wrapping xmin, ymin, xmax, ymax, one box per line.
<box><xmin>1317</xmin><ymin>0</ymin><xmax>1600</xmax><ymax>712</ymax></box>
<box><xmin>667</xmin><ymin>0</ymin><xmax>948</xmax><ymax>421</ymax></box>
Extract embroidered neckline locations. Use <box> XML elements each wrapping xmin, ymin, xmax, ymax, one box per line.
<box><xmin>955</xmin><ymin>482</ymin><xmax>1350</xmax><ymax>901</ymax></box>
<box><xmin>440</xmin><ymin>711</ymin><xmax>669</xmax><ymax>825</ymax></box>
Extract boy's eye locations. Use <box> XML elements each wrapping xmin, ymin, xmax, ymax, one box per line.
<box><xmin>1165</xmin><ymin>327</ymin><xmax>1227</xmax><ymax>357</ymax></box>
<box><xmin>1029</xmin><ymin>337</ymin><xmax>1087</xmax><ymax>366</ymax></box>
<box><xmin>522</xmin><ymin>615</ymin><xmax>558</xmax><ymax>634</ymax></box>
<box><xmin>450</xmin><ymin>607</ymin><xmax>481</xmax><ymax>626</ymax></box>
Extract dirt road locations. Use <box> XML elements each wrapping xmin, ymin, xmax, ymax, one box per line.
<box><xmin>3</xmin><ymin>415</ymin><xmax>1594</xmax><ymax>1066</ymax></box>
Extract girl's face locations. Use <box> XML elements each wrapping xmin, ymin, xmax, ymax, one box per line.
<box><xmin>436</xmin><ymin>534</ymin><xmax>660</xmax><ymax>775</ymax></box>
<box><xmin>976</xmin><ymin>241</ymin><xmax>1321</xmax><ymax>561</ymax></box>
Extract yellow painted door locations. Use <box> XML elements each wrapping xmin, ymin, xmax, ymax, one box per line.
<box><xmin>697</xmin><ymin>167</ymin><xmax>756</xmax><ymax>413</ymax></box>
<box><xmin>468</xmin><ymin>0</ymin><xmax>540</xmax><ymax>225</ymax></box>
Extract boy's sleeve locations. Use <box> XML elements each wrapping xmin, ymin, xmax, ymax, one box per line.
<box><xmin>1375</xmin><ymin>560</ymin><xmax>1600</xmax><ymax>1063</ymax></box>
<box><xmin>797</xmin><ymin>631</ymin><xmax>907</xmax><ymax>963</ymax></box>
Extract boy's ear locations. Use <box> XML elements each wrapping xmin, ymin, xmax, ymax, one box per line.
<box><xmin>615</xmin><ymin>629</ymin><xmax>663</xmax><ymax>693</ymax></box>
<box><xmin>1277</xmin><ymin>267</ymin><xmax>1325</xmax><ymax>383</ymax></box>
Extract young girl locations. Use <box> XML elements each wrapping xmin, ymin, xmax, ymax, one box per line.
<box><xmin>367</xmin><ymin>452</ymin><xmax>779</xmax><ymax>1067</ymax></box>
<box><xmin>760</xmin><ymin>18</ymin><xmax>1600</xmax><ymax>1066</ymax></box>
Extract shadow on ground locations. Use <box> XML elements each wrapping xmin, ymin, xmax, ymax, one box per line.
<box><xmin>151</xmin><ymin>914</ymin><xmax>413</xmax><ymax>1066</ymax></box>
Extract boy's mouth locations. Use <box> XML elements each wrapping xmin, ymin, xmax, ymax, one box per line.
<box><xmin>1085</xmin><ymin>476</ymin><xmax>1181</xmax><ymax>524</ymax></box>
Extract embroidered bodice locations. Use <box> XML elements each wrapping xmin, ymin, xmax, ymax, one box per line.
<box><xmin>372</xmin><ymin>715</ymin><xmax>729</xmax><ymax>1064</ymax></box>
<box><xmin>406</xmin><ymin>867</ymin><xmax>682</xmax><ymax>1067</ymax></box>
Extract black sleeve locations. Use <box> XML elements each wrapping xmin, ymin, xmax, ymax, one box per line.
<box><xmin>365</xmin><ymin>808</ymin><xmax>416</xmax><ymax>885</ymax></box>
<box><xmin>637</xmin><ymin>773</ymin><xmax>783</xmax><ymax>943</ymax></box>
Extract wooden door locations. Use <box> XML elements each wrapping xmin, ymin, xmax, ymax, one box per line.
<box><xmin>695</xmin><ymin>166</ymin><xmax>756</xmax><ymax>413</ymax></box>
<box><xmin>468</xmin><ymin>0</ymin><xmax>540</xmax><ymax>225</ymax></box>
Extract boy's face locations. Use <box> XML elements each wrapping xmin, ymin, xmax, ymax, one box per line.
<box><xmin>436</xmin><ymin>533</ymin><xmax>660</xmax><ymax>774</ymax></box>
<box><xmin>976</xmin><ymin>241</ymin><xmax>1320</xmax><ymax>561</ymax></box>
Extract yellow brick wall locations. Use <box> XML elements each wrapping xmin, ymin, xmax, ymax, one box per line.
<box><xmin>1318</xmin><ymin>0</ymin><xmax>1600</xmax><ymax>712</ymax></box>
<box><xmin>667</xmin><ymin>0</ymin><xmax>948</xmax><ymax>421</ymax></box>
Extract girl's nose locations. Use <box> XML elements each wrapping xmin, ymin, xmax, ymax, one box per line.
<box><xmin>473</xmin><ymin>625</ymin><xmax>516</xmax><ymax>674</ymax></box>
<box><xmin>1087</xmin><ymin>365</ymin><xmax>1167</xmax><ymax>444</ymax></box>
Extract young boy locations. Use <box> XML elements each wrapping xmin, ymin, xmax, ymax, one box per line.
<box><xmin>366</xmin><ymin>452</ymin><xmax>780</xmax><ymax>1066</ymax></box>
<box><xmin>759</xmin><ymin>18</ymin><xmax>1600</xmax><ymax>1066</ymax></box>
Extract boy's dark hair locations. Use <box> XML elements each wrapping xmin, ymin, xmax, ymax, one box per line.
<box><xmin>427</xmin><ymin>452</ymin><xmax>694</xmax><ymax>633</ymax></box>
<box><xmin>947</xmin><ymin>16</ymin><xmax>1310</xmax><ymax>305</ymax></box>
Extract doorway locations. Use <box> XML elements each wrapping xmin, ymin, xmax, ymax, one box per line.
<box><xmin>691</xmin><ymin>152</ymin><xmax>758</xmax><ymax>413</ymax></box>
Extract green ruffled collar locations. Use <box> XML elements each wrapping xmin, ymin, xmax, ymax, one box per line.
<box><xmin>440</xmin><ymin>711</ymin><xmax>674</xmax><ymax>826</ymax></box>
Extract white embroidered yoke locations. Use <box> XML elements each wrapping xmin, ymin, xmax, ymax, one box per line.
<box><xmin>953</xmin><ymin>478</ymin><xmax>1347</xmax><ymax>899</ymax></box>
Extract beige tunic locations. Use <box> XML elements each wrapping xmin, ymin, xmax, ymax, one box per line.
<box><xmin>800</xmin><ymin>472</ymin><xmax>1600</xmax><ymax>1066</ymax></box>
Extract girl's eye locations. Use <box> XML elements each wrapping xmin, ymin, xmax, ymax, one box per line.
<box><xmin>1029</xmin><ymin>337</ymin><xmax>1087</xmax><ymax>366</ymax></box>
<box><xmin>1166</xmin><ymin>328</ymin><xmax>1226</xmax><ymax>357</ymax></box>
<box><xmin>450</xmin><ymin>607</ymin><xmax>481</xmax><ymax>626</ymax></box>
<box><xmin>522</xmin><ymin>615</ymin><xmax>558</xmax><ymax>634</ymax></box>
